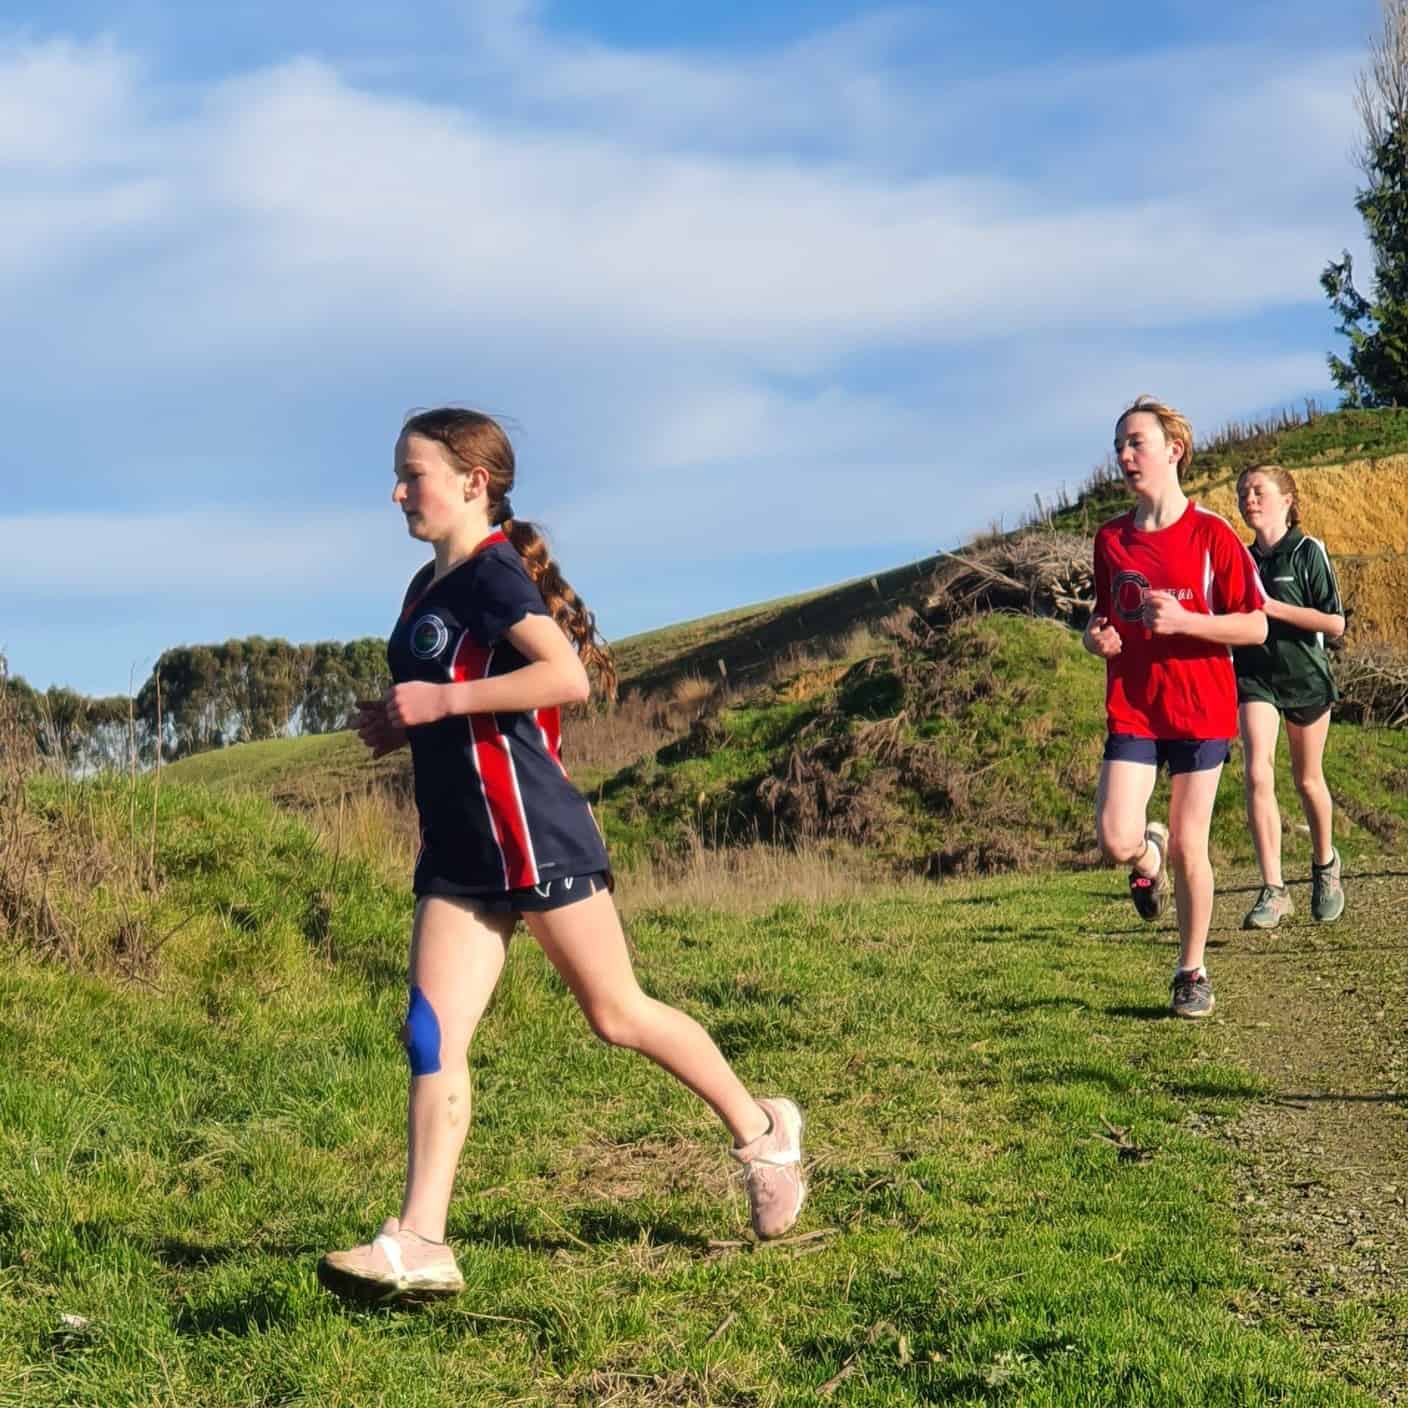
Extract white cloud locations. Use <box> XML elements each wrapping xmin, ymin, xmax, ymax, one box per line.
<box><xmin>0</xmin><ymin>27</ymin><xmax>1366</xmax><ymax>367</ymax></box>
<box><xmin>0</xmin><ymin>509</ymin><xmax>413</xmax><ymax>598</ymax></box>
<box><xmin>0</xmin><ymin>37</ymin><xmax>140</xmax><ymax>165</ymax></box>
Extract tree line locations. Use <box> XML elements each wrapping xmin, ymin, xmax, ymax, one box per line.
<box><xmin>3</xmin><ymin>637</ymin><xmax>390</xmax><ymax>769</ymax></box>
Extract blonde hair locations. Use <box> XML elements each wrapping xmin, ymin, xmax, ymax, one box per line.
<box><xmin>1115</xmin><ymin>395</ymin><xmax>1194</xmax><ymax>476</ymax></box>
<box><xmin>401</xmin><ymin>408</ymin><xmax>618</xmax><ymax>699</ymax></box>
<box><xmin>1237</xmin><ymin>463</ymin><xmax>1301</xmax><ymax>529</ymax></box>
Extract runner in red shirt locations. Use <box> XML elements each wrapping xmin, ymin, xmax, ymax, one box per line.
<box><xmin>1084</xmin><ymin>397</ymin><xmax>1267</xmax><ymax>1018</ymax></box>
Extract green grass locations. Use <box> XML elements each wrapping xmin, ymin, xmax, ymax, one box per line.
<box><xmin>0</xmin><ymin>775</ymin><xmax>1388</xmax><ymax>1406</ymax></box>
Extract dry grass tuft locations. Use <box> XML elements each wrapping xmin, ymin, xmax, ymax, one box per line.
<box><xmin>559</xmin><ymin>1136</ymin><xmax>734</xmax><ymax>1204</ymax></box>
<box><xmin>617</xmin><ymin>837</ymin><xmax>921</xmax><ymax>917</ymax></box>
<box><xmin>568</xmin><ymin>1366</ymin><xmax>755</xmax><ymax>1407</ymax></box>
<box><xmin>0</xmin><ymin>664</ymin><xmax>67</xmax><ymax>955</ymax></box>
<box><xmin>0</xmin><ymin>660</ymin><xmax>172</xmax><ymax>978</ymax></box>
<box><xmin>307</xmin><ymin>784</ymin><xmax>420</xmax><ymax>886</ymax></box>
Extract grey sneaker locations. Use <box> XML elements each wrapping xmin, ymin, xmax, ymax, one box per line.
<box><xmin>1129</xmin><ymin>821</ymin><xmax>1170</xmax><ymax>923</ymax></box>
<box><xmin>1242</xmin><ymin>884</ymin><xmax>1294</xmax><ymax>930</ymax></box>
<box><xmin>1311</xmin><ymin>850</ymin><xmax>1345</xmax><ymax>923</ymax></box>
<box><xmin>1170</xmin><ymin>969</ymin><xmax>1215</xmax><ymax>1020</ymax></box>
<box><xmin>730</xmin><ymin>1098</ymin><xmax>806</xmax><ymax>1240</ymax></box>
<box><xmin>317</xmin><ymin>1217</ymin><xmax>465</xmax><ymax>1306</ymax></box>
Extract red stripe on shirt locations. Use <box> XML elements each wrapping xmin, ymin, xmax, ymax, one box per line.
<box><xmin>449</xmin><ymin>633</ymin><xmax>538</xmax><ymax>888</ymax></box>
<box><xmin>534</xmin><ymin>706</ymin><xmax>568</xmax><ymax>778</ymax></box>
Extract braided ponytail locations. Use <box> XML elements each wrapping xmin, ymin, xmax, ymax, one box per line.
<box><xmin>504</xmin><ymin>518</ymin><xmax>617</xmax><ymax>699</ymax></box>
<box><xmin>401</xmin><ymin>407</ymin><xmax>618</xmax><ymax>699</ymax></box>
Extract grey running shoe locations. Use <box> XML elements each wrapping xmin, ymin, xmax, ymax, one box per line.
<box><xmin>317</xmin><ymin>1217</ymin><xmax>465</xmax><ymax>1306</ymax></box>
<box><xmin>1128</xmin><ymin>820</ymin><xmax>1170</xmax><ymax>922</ymax></box>
<box><xmin>1170</xmin><ymin>969</ymin><xmax>1216</xmax><ymax>1020</ymax></box>
<box><xmin>1311</xmin><ymin>849</ymin><xmax>1345</xmax><ymax>924</ymax></box>
<box><xmin>1242</xmin><ymin>884</ymin><xmax>1294</xmax><ymax>930</ymax></box>
<box><xmin>731</xmin><ymin>1097</ymin><xmax>806</xmax><ymax>1240</ymax></box>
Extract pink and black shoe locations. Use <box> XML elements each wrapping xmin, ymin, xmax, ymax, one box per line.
<box><xmin>1128</xmin><ymin>821</ymin><xmax>1169</xmax><ymax>923</ymax></box>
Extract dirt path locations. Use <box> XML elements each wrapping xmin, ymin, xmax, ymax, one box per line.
<box><xmin>1203</xmin><ymin>862</ymin><xmax>1408</xmax><ymax>1401</ymax></box>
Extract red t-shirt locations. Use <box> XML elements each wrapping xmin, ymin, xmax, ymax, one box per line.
<box><xmin>1093</xmin><ymin>503</ymin><xmax>1265</xmax><ymax>740</ymax></box>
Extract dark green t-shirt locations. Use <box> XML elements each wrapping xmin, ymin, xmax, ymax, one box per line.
<box><xmin>1233</xmin><ymin>527</ymin><xmax>1343</xmax><ymax>709</ymax></box>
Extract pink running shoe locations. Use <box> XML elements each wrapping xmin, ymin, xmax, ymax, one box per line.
<box><xmin>316</xmin><ymin>1217</ymin><xmax>465</xmax><ymax>1306</ymax></box>
<box><xmin>730</xmin><ymin>1097</ymin><xmax>807</xmax><ymax>1240</ymax></box>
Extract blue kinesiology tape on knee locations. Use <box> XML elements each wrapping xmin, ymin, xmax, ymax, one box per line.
<box><xmin>402</xmin><ymin>985</ymin><xmax>442</xmax><ymax>1077</ymax></box>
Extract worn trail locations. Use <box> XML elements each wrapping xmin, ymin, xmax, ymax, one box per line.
<box><xmin>1201</xmin><ymin>863</ymin><xmax>1408</xmax><ymax>1401</ymax></box>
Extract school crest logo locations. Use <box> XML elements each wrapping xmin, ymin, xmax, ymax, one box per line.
<box><xmin>1112</xmin><ymin>570</ymin><xmax>1151</xmax><ymax>623</ymax></box>
<box><xmin>409</xmin><ymin>614</ymin><xmax>451</xmax><ymax>660</ymax></box>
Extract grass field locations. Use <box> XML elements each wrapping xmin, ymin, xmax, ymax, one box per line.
<box><xmin>2</xmin><ymin>769</ymin><xmax>1403</xmax><ymax>1406</ymax></box>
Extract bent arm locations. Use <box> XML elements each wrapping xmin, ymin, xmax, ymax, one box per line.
<box><xmin>1267</xmin><ymin>600</ymin><xmax>1346</xmax><ymax>639</ymax></box>
<box><xmin>1182</xmin><ymin>609</ymin><xmax>1268</xmax><ymax>647</ymax></box>
<box><xmin>444</xmin><ymin>613</ymin><xmax>591</xmax><ymax>716</ymax></box>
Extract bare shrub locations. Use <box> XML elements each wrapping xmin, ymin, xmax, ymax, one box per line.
<box><xmin>1334</xmin><ymin>641</ymin><xmax>1408</xmax><ymax>726</ymax></box>
<box><xmin>923</xmin><ymin>534</ymin><xmax>1095</xmax><ymax>627</ymax></box>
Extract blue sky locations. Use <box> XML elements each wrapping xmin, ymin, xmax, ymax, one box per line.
<box><xmin>0</xmin><ymin>0</ymin><xmax>1380</xmax><ymax>696</ymax></box>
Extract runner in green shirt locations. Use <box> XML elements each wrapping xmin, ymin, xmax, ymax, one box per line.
<box><xmin>1234</xmin><ymin>465</ymin><xmax>1347</xmax><ymax>928</ymax></box>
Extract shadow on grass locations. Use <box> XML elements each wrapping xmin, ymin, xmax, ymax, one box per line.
<box><xmin>1013</xmin><ymin>1064</ymin><xmax>1135</xmax><ymax>1094</ymax></box>
<box><xmin>1162</xmin><ymin>1078</ymin><xmax>1265</xmax><ymax>1100</ymax></box>
<box><xmin>173</xmin><ymin>1282</ymin><xmax>298</xmax><ymax>1337</ymax></box>
<box><xmin>451</xmin><ymin>1207</ymin><xmax>712</xmax><ymax>1256</ymax></box>
<box><xmin>967</xmin><ymin>926</ymin><xmax>1094</xmax><ymax>945</ymax></box>
<box><xmin>1275</xmin><ymin>1092</ymin><xmax>1408</xmax><ymax>1106</ymax></box>
<box><xmin>1103</xmin><ymin>1004</ymin><xmax>1172</xmax><ymax>1022</ymax></box>
<box><xmin>992</xmin><ymin>996</ymin><xmax>1091</xmax><ymax>1015</ymax></box>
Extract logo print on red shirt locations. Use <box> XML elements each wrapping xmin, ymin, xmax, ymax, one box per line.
<box><xmin>1112</xmin><ymin>570</ymin><xmax>1151</xmax><ymax>623</ymax></box>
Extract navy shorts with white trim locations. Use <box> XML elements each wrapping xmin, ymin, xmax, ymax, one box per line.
<box><xmin>1103</xmin><ymin>734</ymin><xmax>1230</xmax><ymax>774</ymax></box>
<box><xmin>416</xmin><ymin>869</ymin><xmax>611</xmax><ymax>914</ymax></box>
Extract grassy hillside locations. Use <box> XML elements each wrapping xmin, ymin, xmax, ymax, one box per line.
<box><xmin>598</xmin><ymin>612</ymin><xmax>1408</xmax><ymax>876</ymax></box>
<box><xmin>610</xmin><ymin>555</ymin><xmax>942</xmax><ymax>696</ymax></box>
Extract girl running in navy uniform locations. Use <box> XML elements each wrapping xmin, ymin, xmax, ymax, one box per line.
<box><xmin>1234</xmin><ymin>465</ymin><xmax>1347</xmax><ymax>928</ymax></box>
<box><xmin>317</xmin><ymin>409</ymin><xmax>805</xmax><ymax>1305</ymax></box>
<box><xmin>1084</xmin><ymin>397</ymin><xmax>1267</xmax><ymax>1019</ymax></box>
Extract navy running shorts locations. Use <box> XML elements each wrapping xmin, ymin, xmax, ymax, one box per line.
<box><xmin>415</xmin><ymin>869</ymin><xmax>612</xmax><ymax>913</ymax></box>
<box><xmin>1103</xmin><ymin>734</ymin><xmax>1230</xmax><ymax>775</ymax></box>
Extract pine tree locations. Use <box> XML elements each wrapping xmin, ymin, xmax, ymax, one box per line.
<box><xmin>1322</xmin><ymin>0</ymin><xmax>1408</xmax><ymax>407</ymax></box>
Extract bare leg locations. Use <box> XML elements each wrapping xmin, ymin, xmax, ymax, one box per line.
<box><xmin>1095</xmin><ymin>760</ymin><xmax>1159</xmax><ymax>870</ymax></box>
<box><xmin>525</xmin><ymin>889</ymin><xmax>770</xmax><ymax>1146</ymax></box>
<box><xmin>1287</xmin><ymin>711</ymin><xmax>1335</xmax><ymax>866</ymax></box>
<box><xmin>399</xmin><ymin>897</ymin><xmax>514</xmax><ymax>1242</ymax></box>
<box><xmin>1238</xmin><ymin>702</ymin><xmax>1283</xmax><ymax>888</ymax></box>
<box><xmin>1167</xmin><ymin>765</ymin><xmax>1224</xmax><ymax>973</ymax></box>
